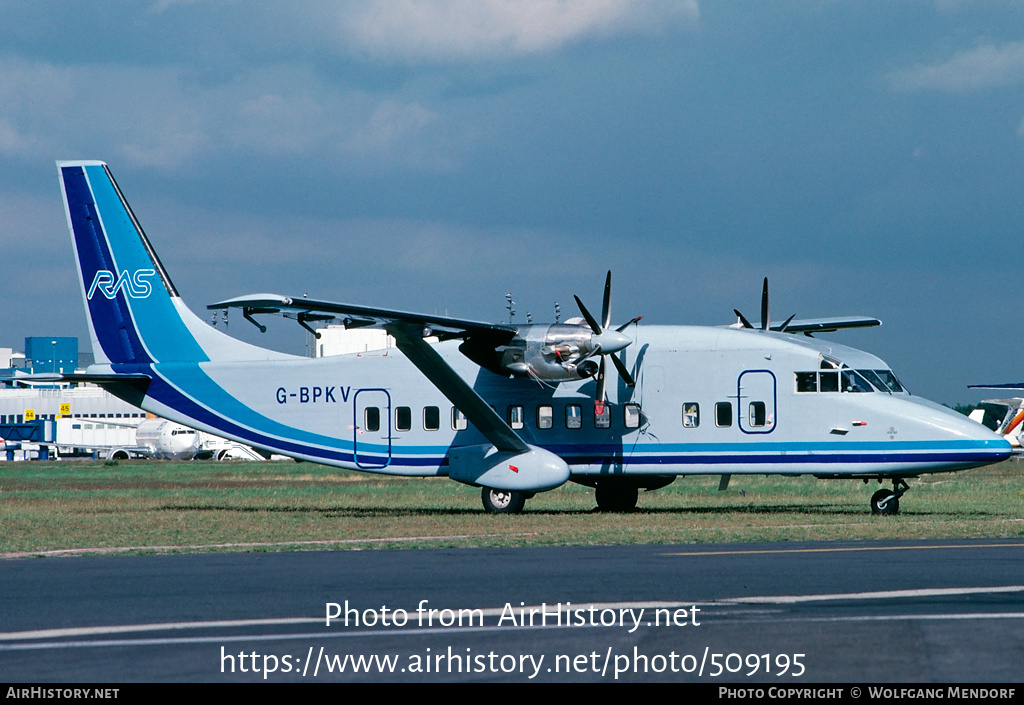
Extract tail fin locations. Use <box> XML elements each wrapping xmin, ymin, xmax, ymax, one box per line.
<box><xmin>59</xmin><ymin>161</ymin><xmax>289</xmax><ymax>365</ymax></box>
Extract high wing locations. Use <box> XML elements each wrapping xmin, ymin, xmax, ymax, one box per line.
<box><xmin>968</xmin><ymin>383</ymin><xmax>1024</xmax><ymax>390</ymax></box>
<box><xmin>729</xmin><ymin>277</ymin><xmax>880</xmax><ymax>334</ymax></box>
<box><xmin>209</xmin><ymin>293</ymin><xmax>527</xmax><ymax>454</ymax></box>
<box><xmin>211</xmin><ymin>271</ymin><xmax>643</xmax><ymax>416</ymax></box>
<box><xmin>208</xmin><ymin>293</ymin><xmax>517</xmax><ymax>344</ymax></box>
<box><xmin>769</xmin><ymin>316</ymin><xmax>881</xmax><ymax>334</ymax></box>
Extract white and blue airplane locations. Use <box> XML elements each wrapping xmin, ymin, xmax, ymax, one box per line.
<box><xmin>50</xmin><ymin>160</ymin><xmax>1012</xmax><ymax>515</ymax></box>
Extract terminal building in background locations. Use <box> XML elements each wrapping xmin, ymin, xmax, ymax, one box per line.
<box><xmin>2</xmin><ymin>327</ymin><xmax>392</xmax><ymax>460</ymax></box>
<box><xmin>0</xmin><ymin>336</ymin><xmax>146</xmax><ymax>425</ymax></box>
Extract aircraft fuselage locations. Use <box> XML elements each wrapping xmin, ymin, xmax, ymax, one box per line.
<box><xmin>116</xmin><ymin>325</ymin><xmax>1007</xmax><ymax>483</ymax></box>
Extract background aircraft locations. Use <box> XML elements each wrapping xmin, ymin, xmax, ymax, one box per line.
<box><xmin>55</xmin><ymin>417</ymin><xmax>270</xmax><ymax>461</ymax></box>
<box><xmin>49</xmin><ymin>161</ymin><xmax>1012</xmax><ymax>514</ymax></box>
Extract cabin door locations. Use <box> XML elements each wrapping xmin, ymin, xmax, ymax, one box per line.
<box><xmin>353</xmin><ymin>388</ymin><xmax>392</xmax><ymax>468</ymax></box>
<box><xmin>737</xmin><ymin>370</ymin><xmax>776</xmax><ymax>434</ymax></box>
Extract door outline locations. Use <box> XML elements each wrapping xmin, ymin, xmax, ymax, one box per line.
<box><xmin>737</xmin><ymin>369</ymin><xmax>777</xmax><ymax>435</ymax></box>
<box><xmin>353</xmin><ymin>388</ymin><xmax>392</xmax><ymax>468</ymax></box>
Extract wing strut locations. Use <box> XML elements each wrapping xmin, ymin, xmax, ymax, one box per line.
<box><xmin>385</xmin><ymin>323</ymin><xmax>528</xmax><ymax>455</ymax></box>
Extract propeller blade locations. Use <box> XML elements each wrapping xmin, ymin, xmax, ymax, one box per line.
<box><xmin>610</xmin><ymin>353</ymin><xmax>636</xmax><ymax>388</ymax></box>
<box><xmin>574</xmin><ymin>295</ymin><xmax>603</xmax><ymax>336</ymax></box>
<box><xmin>601</xmin><ymin>270</ymin><xmax>612</xmax><ymax>330</ymax></box>
<box><xmin>761</xmin><ymin>277</ymin><xmax>769</xmax><ymax>331</ymax></box>
<box><xmin>733</xmin><ymin>309</ymin><xmax>754</xmax><ymax>329</ymax></box>
<box><xmin>616</xmin><ymin>315</ymin><xmax>642</xmax><ymax>333</ymax></box>
<box><xmin>595</xmin><ymin>357</ymin><xmax>607</xmax><ymax>414</ymax></box>
<box><xmin>778</xmin><ymin>313</ymin><xmax>796</xmax><ymax>333</ymax></box>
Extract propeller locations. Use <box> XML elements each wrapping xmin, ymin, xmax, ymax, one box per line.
<box><xmin>733</xmin><ymin>277</ymin><xmax>795</xmax><ymax>333</ymax></box>
<box><xmin>573</xmin><ymin>271</ymin><xmax>641</xmax><ymax>414</ymax></box>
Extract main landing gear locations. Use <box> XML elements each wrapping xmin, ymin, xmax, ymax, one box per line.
<box><xmin>481</xmin><ymin>488</ymin><xmax>529</xmax><ymax>514</ymax></box>
<box><xmin>595</xmin><ymin>483</ymin><xmax>639</xmax><ymax>512</ymax></box>
<box><xmin>870</xmin><ymin>478</ymin><xmax>909</xmax><ymax>515</ymax></box>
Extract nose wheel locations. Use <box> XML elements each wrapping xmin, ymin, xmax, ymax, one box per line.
<box><xmin>870</xmin><ymin>479</ymin><xmax>908</xmax><ymax>515</ymax></box>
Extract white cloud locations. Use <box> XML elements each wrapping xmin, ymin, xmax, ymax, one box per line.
<box><xmin>890</xmin><ymin>40</ymin><xmax>1024</xmax><ymax>92</ymax></box>
<box><xmin>0</xmin><ymin>58</ymin><xmax>456</xmax><ymax>174</ymax></box>
<box><xmin>0</xmin><ymin>119</ymin><xmax>34</xmax><ymax>156</ymax></box>
<box><xmin>332</xmin><ymin>0</ymin><xmax>698</xmax><ymax>61</ymax></box>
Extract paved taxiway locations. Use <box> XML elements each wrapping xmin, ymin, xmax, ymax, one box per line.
<box><xmin>3</xmin><ymin>540</ymin><xmax>1024</xmax><ymax>682</ymax></box>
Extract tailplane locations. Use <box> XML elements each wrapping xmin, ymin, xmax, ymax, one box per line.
<box><xmin>58</xmin><ymin>161</ymin><xmax>291</xmax><ymax>365</ymax></box>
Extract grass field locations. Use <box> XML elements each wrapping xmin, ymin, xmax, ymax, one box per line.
<box><xmin>1</xmin><ymin>458</ymin><xmax>1022</xmax><ymax>556</ymax></box>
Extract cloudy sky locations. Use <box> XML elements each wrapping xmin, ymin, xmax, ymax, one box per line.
<box><xmin>2</xmin><ymin>1</ymin><xmax>1023</xmax><ymax>404</ymax></box>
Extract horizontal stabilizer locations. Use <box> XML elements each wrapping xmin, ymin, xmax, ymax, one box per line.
<box><xmin>11</xmin><ymin>370</ymin><xmax>152</xmax><ymax>385</ymax></box>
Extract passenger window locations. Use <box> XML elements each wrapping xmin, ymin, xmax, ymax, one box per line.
<box><xmin>624</xmin><ymin>404</ymin><xmax>642</xmax><ymax>429</ymax></box>
<box><xmin>508</xmin><ymin>405</ymin><xmax>525</xmax><ymax>430</ymax></box>
<box><xmin>715</xmin><ymin>402</ymin><xmax>732</xmax><ymax>427</ymax></box>
<box><xmin>749</xmin><ymin>401</ymin><xmax>766</xmax><ymax>427</ymax></box>
<box><xmin>536</xmin><ymin>405</ymin><xmax>553</xmax><ymax>429</ymax></box>
<box><xmin>423</xmin><ymin>406</ymin><xmax>440</xmax><ymax>431</ymax></box>
<box><xmin>682</xmin><ymin>403</ymin><xmax>699</xmax><ymax>428</ymax></box>
<box><xmin>395</xmin><ymin>406</ymin><xmax>412</xmax><ymax>432</ymax></box>
<box><xmin>595</xmin><ymin>404</ymin><xmax>611</xmax><ymax>429</ymax></box>
<box><xmin>566</xmin><ymin>405</ymin><xmax>583</xmax><ymax>429</ymax></box>
<box><xmin>364</xmin><ymin>407</ymin><xmax>381</xmax><ymax>433</ymax></box>
<box><xmin>452</xmin><ymin>407</ymin><xmax>468</xmax><ymax>431</ymax></box>
<box><xmin>795</xmin><ymin>372</ymin><xmax>817</xmax><ymax>393</ymax></box>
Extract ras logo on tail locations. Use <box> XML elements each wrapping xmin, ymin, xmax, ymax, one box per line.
<box><xmin>87</xmin><ymin>269</ymin><xmax>155</xmax><ymax>300</ymax></box>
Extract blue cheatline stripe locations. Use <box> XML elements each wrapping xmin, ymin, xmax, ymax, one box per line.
<box><xmin>82</xmin><ymin>164</ymin><xmax>209</xmax><ymax>363</ymax></box>
<box><xmin>138</xmin><ymin>370</ymin><xmax>352</xmax><ymax>464</ymax></box>
<box><xmin>129</xmin><ymin>363</ymin><xmax>1011</xmax><ymax>471</ymax></box>
<box><xmin>141</xmin><ymin>365</ymin><xmax>433</xmax><ymax>468</ymax></box>
<box><xmin>555</xmin><ymin>452</ymin><xmax>1009</xmax><ymax>467</ymax></box>
<box><xmin>63</xmin><ymin>165</ymin><xmax>151</xmax><ymax>365</ymax></box>
<box><xmin>543</xmin><ymin>439</ymin><xmax>1011</xmax><ymax>454</ymax></box>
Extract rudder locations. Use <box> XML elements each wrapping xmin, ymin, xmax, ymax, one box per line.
<box><xmin>59</xmin><ymin>161</ymin><xmax>208</xmax><ymax>365</ymax></box>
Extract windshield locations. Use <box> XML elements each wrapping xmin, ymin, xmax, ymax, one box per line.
<box><xmin>858</xmin><ymin>369</ymin><xmax>904</xmax><ymax>393</ymax></box>
<box><xmin>842</xmin><ymin>370</ymin><xmax>875</xmax><ymax>393</ymax></box>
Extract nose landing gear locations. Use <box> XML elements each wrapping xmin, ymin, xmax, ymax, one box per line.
<box><xmin>870</xmin><ymin>478</ymin><xmax>908</xmax><ymax>515</ymax></box>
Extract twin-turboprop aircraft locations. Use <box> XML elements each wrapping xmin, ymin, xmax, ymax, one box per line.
<box><xmin>52</xmin><ymin>161</ymin><xmax>1011</xmax><ymax>514</ymax></box>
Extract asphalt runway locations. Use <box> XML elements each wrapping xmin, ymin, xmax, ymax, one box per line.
<box><xmin>2</xmin><ymin>540</ymin><xmax>1024</xmax><ymax>683</ymax></box>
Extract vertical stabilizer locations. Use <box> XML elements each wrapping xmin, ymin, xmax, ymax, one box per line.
<box><xmin>58</xmin><ymin>161</ymin><xmax>293</xmax><ymax>365</ymax></box>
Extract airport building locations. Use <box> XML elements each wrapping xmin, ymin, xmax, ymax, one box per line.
<box><xmin>1</xmin><ymin>337</ymin><xmax>146</xmax><ymax>424</ymax></box>
<box><xmin>2</xmin><ymin>328</ymin><xmax>387</xmax><ymax>460</ymax></box>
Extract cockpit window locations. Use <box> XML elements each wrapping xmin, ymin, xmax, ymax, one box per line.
<box><xmin>796</xmin><ymin>372</ymin><xmax>817</xmax><ymax>392</ymax></box>
<box><xmin>841</xmin><ymin>370</ymin><xmax>874</xmax><ymax>393</ymax></box>
<box><xmin>857</xmin><ymin>369</ymin><xmax>888</xmax><ymax>392</ymax></box>
<box><xmin>819</xmin><ymin>370</ymin><xmax>839</xmax><ymax>392</ymax></box>
<box><xmin>796</xmin><ymin>369</ymin><xmax>880</xmax><ymax>393</ymax></box>
<box><xmin>873</xmin><ymin>369</ymin><xmax>904</xmax><ymax>393</ymax></box>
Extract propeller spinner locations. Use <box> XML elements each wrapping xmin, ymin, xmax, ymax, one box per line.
<box><xmin>573</xmin><ymin>271</ymin><xmax>641</xmax><ymax>413</ymax></box>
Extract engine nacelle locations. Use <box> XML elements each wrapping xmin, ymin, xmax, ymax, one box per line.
<box><xmin>576</xmin><ymin>358</ymin><xmax>600</xmax><ymax>379</ymax></box>
<box><xmin>446</xmin><ymin>444</ymin><xmax>570</xmax><ymax>492</ymax></box>
<box><xmin>461</xmin><ymin>323</ymin><xmax>606</xmax><ymax>383</ymax></box>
